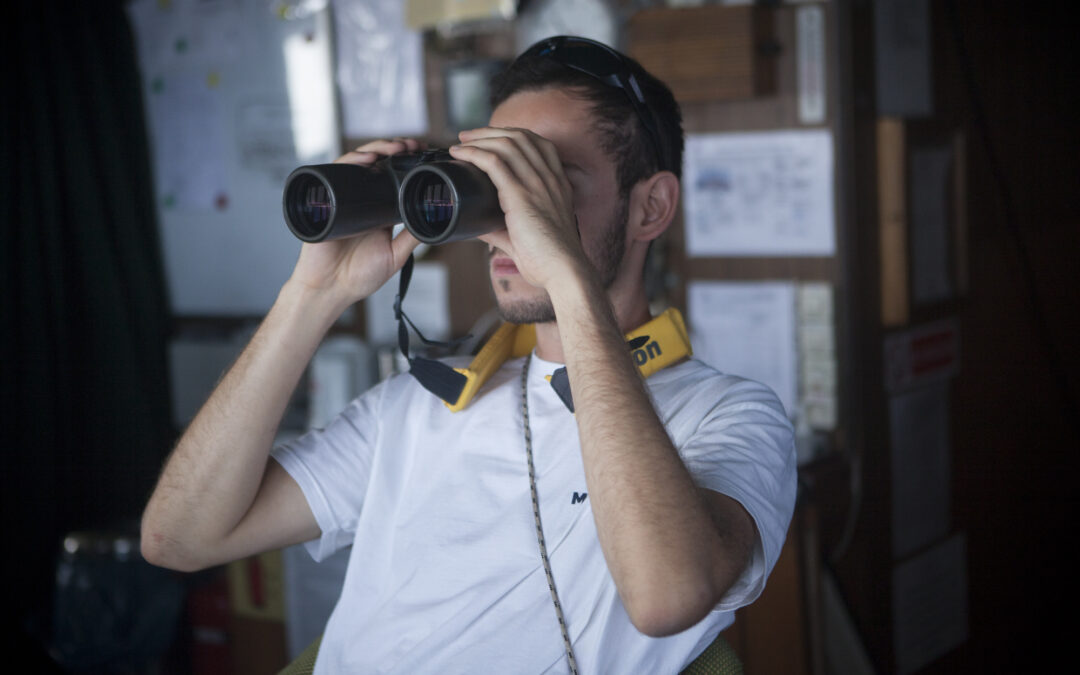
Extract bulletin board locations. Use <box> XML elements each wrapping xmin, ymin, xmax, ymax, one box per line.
<box><xmin>127</xmin><ymin>0</ymin><xmax>341</xmax><ymax>315</ymax></box>
<box><xmin>628</xmin><ymin>3</ymin><xmax>846</xmax><ymax>442</ymax></box>
<box><xmin>627</xmin><ymin>7</ymin><xmax>848</xmax><ymax>672</ymax></box>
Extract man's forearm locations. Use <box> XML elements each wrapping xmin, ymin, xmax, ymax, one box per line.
<box><xmin>141</xmin><ymin>280</ymin><xmax>345</xmax><ymax>570</ymax></box>
<box><xmin>549</xmin><ymin>271</ymin><xmax>743</xmax><ymax>636</ymax></box>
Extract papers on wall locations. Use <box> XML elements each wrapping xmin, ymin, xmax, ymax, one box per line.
<box><xmin>282</xmin><ymin>543</ymin><xmax>350</xmax><ymax>660</ymax></box>
<box><xmin>892</xmin><ymin>534</ymin><xmax>969</xmax><ymax>674</ymax></box>
<box><xmin>889</xmin><ymin>382</ymin><xmax>952</xmax><ymax>557</ymax></box>
<box><xmin>687</xmin><ymin>281</ymin><xmax>798</xmax><ymax>418</ymax></box>
<box><xmin>514</xmin><ymin>0</ymin><xmax>618</xmax><ymax>51</ymax></box>
<box><xmin>333</xmin><ymin>0</ymin><xmax>427</xmax><ymax>138</ymax></box>
<box><xmin>365</xmin><ymin>261</ymin><xmax>451</xmax><ymax>346</ymax></box>
<box><xmin>168</xmin><ymin>335</ymin><xmax>247</xmax><ymax>428</ymax></box>
<box><xmin>884</xmin><ymin>319</ymin><xmax>960</xmax><ymax>392</ymax></box>
<box><xmin>874</xmin><ymin>0</ymin><xmax>933</xmax><ymax>117</ymax></box>
<box><xmin>885</xmin><ymin>319</ymin><xmax>958</xmax><ymax>558</ymax></box>
<box><xmin>796</xmin><ymin>4</ymin><xmax>827</xmax><ymax>125</ymax></box>
<box><xmin>127</xmin><ymin>0</ymin><xmax>341</xmax><ymax>314</ymax></box>
<box><xmin>822</xmin><ymin>569</ymin><xmax>877</xmax><ymax>675</ymax></box>
<box><xmin>683</xmin><ymin>129</ymin><xmax>836</xmax><ymax>257</ymax></box>
<box><xmin>309</xmin><ymin>336</ymin><xmax>376</xmax><ymax>430</ymax></box>
<box><xmin>798</xmin><ymin>282</ymin><xmax>837</xmax><ymax>432</ymax></box>
<box><xmin>236</xmin><ymin>102</ymin><xmax>308</xmax><ymax>184</ymax></box>
<box><xmin>144</xmin><ymin>70</ymin><xmax>229</xmax><ymax>211</ymax></box>
<box><xmin>444</xmin><ymin>60</ymin><xmax>506</xmax><ymax>132</ymax></box>
<box><xmin>909</xmin><ymin>143</ymin><xmax>955</xmax><ymax>305</ymax></box>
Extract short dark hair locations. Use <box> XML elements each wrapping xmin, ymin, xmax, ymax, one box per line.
<box><xmin>489</xmin><ymin>42</ymin><xmax>684</xmax><ymax>199</ymax></box>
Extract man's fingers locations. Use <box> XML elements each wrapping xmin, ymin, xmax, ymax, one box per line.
<box><xmin>334</xmin><ymin>150</ymin><xmax>380</xmax><ymax>166</ymax></box>
<box><xmin>334</xmin><ymin>138</ymin><xmax>422</xmax><ymax>165</ymax></box>
<box><xmin>459</xmin><ymin>127</ymin><xmax>564</xmax><ymax>180</ymax></box>
<box><xmin>389</xmin><ymin>227</ymin><xmax>422</xmax><ymax>270</ymax></box>
<box><xmin>451</xmin><ymin>140</ymin><xmax>569</xmax><ymax>220</ymax></box>
<box><xmin>357</xmin><ymin>138</ymin><xmax>409</xmax><ymax>154</ymax></box>
<box><xmin>447</xmin><ymin>143</ymin><xmax>521</xmax><ymax>212</ymax></box>
<box><xmin>481</xmin><ymin>229</ymin><xmax>512</xmax><ymax>256</ymax></box>
<box><xmin>452</xmin><ymin>134</ymin><xmax>570</xmax><ymax>210</ymax></box>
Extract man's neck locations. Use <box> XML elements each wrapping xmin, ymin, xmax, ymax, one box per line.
<box><xmin>533</xmin><ymin>321</ymin><xmax>565</xmax><ymax>363</ymax></box>
<box><xmin>532</xmin><ymin>292</ymin><xmax>652</xmax><ymax>364</ymax></box>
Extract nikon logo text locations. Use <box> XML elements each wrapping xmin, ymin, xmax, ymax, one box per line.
<box><xmin>632</xmin><ymin>340</ymin><xmax>662</xmax><ymax>366</ymax></box>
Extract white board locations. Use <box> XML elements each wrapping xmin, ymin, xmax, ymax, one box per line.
<box><xmin>128</xmin><ymin>0</ymin><xmax>341</xmax><ymax>315</ymax></box>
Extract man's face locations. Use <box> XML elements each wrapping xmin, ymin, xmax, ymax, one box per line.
<box><xmin>482</xmin><ymin>87</ymin><xmax>628</xmax><ymax>324</ymax></box>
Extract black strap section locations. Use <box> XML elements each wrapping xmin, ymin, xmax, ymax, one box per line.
<box><xmin>549</xmin><ymin>367</ymin><xmax>575</xmax><ymax>413</ymax></box>
<box><xmin>410</xmin><ymin>355</ymin><xmax>468</xmax><ymax>403</ymax></box>
<box><xmin>395</xmin><ymin>254</ymin><xmax>470</xmax><ymax>406</ymax></box>
<box><xmin>546</xmin><ymin>336</ymin><xmax>650</xmax><ymax>413</ymax></box>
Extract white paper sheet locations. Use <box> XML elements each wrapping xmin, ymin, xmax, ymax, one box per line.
<box><xmin>332</xmin><ymin>0</ymin><xmax>427</xmax><ymax>138</ymax></box>
<box><xmin>683</xmin><ymin>130</ymin><xmax>835</xmax><ymax>257</ymax></box>
<box><xmin>874</xmin><ymin>0</ymin><xmax>933</xmax><ymax>117</ymax></box>
<box><xmin>892</xmin><ymin>534</ymin><xmax>969</xmax><ymax>674</ymax></box>
<box><xmin>282</xmin><ymin>543</ymin><xmax>350</xmax><ymax>660</ymax></box>
<box><xmin>796</xmin><ymin>4</ymin><xmax>826</xmax><ymax>125</ymax></box>
<box><xmin>687</xmin><ymin>281</ymin><xmax>798</xmax><ymax>417</ymax></box>
<box><xmin>145</xmin><ymin>70</ymin><xmax>230</xmax><ymax>212</ymax></box>
<box><xmin>909</xmin><ymin>144</ymin><xmax>955</xmax><ymax>304</ymax></box>
<box><xmin>128</xmin><ymin>0</ymin><xmax>341</xmax><ymax>315</ymax></box>
<box><xmin>235</xmin><ymin>101</ymin><xmax>301</xmax><ymax>183</ymax></box>
<box><xmin>514</xmin><ymin>0</ymin><xmax>618</xmax><ymax>50</ymax></box>
<box><xmin>890</xmin><ymin>383</ymin><xmax>952</xmax><ymax>558</ymax></box>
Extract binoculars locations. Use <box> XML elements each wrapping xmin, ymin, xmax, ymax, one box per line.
<box><xmin>282</xmin><ymin>150</ymin><xmax>503</xmax><ymax>245</ymax></box>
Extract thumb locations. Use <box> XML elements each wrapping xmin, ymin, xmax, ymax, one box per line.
<box><xmin>390</xmin><ymin>228</ymin><xmax>422</xmax><ymax>270</ymax></box>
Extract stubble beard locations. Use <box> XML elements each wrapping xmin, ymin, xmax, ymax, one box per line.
<box><xmin>492</xmin><ymin>199</ymin><xmax>628</xmax><ymax>325</ymax></box>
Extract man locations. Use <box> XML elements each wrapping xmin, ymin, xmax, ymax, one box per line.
<box><xmin>141</xmin><ymin>37</ymin><xmax>796</xmax><ymax>672</ymax></box>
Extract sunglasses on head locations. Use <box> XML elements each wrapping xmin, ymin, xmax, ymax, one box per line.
<box><xmin>517</xmin><ymin>35</ymin><xmax>668</xmax><ymax>172</ymax></box>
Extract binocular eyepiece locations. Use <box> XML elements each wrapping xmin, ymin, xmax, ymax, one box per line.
<box><xmin>282</xmin><ymin>150</ymin><xmax>503</xmax><ymax>245</ymax></box>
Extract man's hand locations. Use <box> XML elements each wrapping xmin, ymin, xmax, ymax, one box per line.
<box><xmin>449</xmin><ymin>127</ymin><xmax>591</xmax><ymax>292</ymax></box>
<box><xmin>290</xmin><ymin>139</ymin><xmax>423</xmax><ymax>308</ymax></box>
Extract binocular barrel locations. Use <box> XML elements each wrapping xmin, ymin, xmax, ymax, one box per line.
<box><xmin>282</xmin><ymin>153</ymin><xmax>503</xmax><ymax>245</ymax></box>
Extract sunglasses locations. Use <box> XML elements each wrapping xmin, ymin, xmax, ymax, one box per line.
<box><xmin>517</xmin><ymin>35</ymin><xmax>668</xmax><ymax>172</ymax></box>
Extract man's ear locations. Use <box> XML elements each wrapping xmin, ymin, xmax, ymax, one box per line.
<box><xmin>629</xmin><ymin>171</ymin><xmax>680</xmax><ymax>242</ymax></box>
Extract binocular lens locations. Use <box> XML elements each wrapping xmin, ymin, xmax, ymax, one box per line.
<box><xmin>404</xmin><ymin>173</ymin><xmax>456</xmax><ymax>240</ymax></box>
<box><xmin>286</xmin><ymin>174</ymin><xmax>334</xmax><ymax>239</ymax></box>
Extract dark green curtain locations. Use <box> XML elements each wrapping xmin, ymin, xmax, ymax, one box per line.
<box><xmin>1</xmin><ymin>0</ymin><xmax>173</xmax><ymax>664</ymax></box>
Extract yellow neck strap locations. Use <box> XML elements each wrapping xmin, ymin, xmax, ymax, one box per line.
<box><xmin>443</xmin><ymin>307</ymin><xmax>692</xmax><ymax>412</ymax></box>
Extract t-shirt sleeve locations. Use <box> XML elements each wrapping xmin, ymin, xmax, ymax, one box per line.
<box><xmin>271</xmin><ymin>380</ymin><xmax>387</xmax><ymax>562</ymax></box>
<box><xmin>675</xmin><ymin>377</ymin><xmax>798</xmax><ymax>611</ymax></box>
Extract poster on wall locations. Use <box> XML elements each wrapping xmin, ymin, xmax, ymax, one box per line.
<box><xmin>683</xmin><ymin>129</ymin><xmax>836</xmax><ymax>257</ymax></box>
<box><xmin>687</xmin><ymin>280</ymin><xmax>799</xmax><ymax>417</ymax></box>
<box><xmin>127</xmin><ymin>0</ymin><xmax>341</xmax><ymax>315</ymax></box>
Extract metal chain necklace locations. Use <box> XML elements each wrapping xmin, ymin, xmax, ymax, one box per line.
<box><xmin>520</xmin><ymin>356</ymin><xmax>579</xmax><ymax>675</ymax></box>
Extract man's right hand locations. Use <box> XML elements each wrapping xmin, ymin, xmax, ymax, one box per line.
<box><xmin>289</xmin><ymin>138</ymin><xmax>424</xmax><ymax>308</ymax></box>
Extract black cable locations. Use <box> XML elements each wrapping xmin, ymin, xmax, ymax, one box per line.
<box><xmin>943</xmin><ymin>0</ymin><xmax>1079</xmax><ymax>421</ymax></box>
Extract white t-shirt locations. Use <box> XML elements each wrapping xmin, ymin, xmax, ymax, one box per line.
<box><xmin>273</xmin><ymin>352</ymin><xmax>797</xmax><ymax>674</ymax></box>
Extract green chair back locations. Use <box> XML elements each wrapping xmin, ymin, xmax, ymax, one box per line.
<box><xmin>680</xmin><ymin>633</ymin><xmax>743</xmax><ymax>675</ymax></box>
<box><xmin>277</xmin><ymin>633</ymin><xmax>741</xmax><ymax>675</ymax></box>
